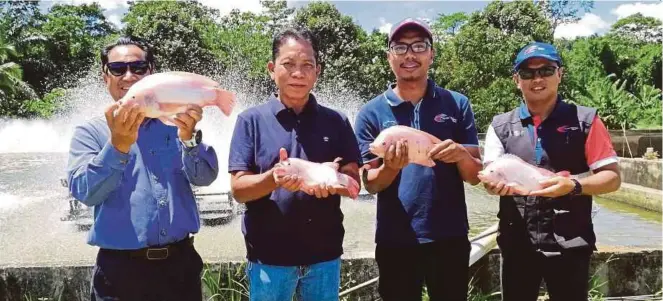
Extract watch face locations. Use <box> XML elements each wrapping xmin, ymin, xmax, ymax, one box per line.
<box><xmin>195</xmin><ymin>129</ymin><xmax>202</xmax><ymax>144</ymax></box>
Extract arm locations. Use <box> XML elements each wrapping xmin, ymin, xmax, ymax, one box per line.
<box><xmin>67</xmin><ymin>103</ymin><xmax>143</xmax><ymax>206</ymax></box>
<box><xmin>182</xmin><ymin>143</ymin><xmax>219</xmax><ymax>186</ymax></box>
<box><xmin>577</xmin><ymin>163</ymin><xmax>621</xmax><ymax>195</ymax></box>
<box><xmin>363</xmin><ymin>158</ymin><xmax>402</xmax><ymax>194</ymax></box>
<box><xmin>230</xmin><ymin>170</ymin><xmax>279</xmax><ymax>203</ymax></box>
<box><xmin>457</xmin><ymin>147</ymin><xmax>482</xmax><ymax>185</ymax></box>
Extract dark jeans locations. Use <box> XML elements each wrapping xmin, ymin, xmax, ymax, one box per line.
<box><xmin>90</xmin><ymin>240</ymin><xmax>204</xmax><ymax>301</ymax></box>
<box><xmin>500</xmin><ymin>249</ymin><xmax>592</xmax><ymax>301</ymax></box>
<box><xmin>376</xmin><ymin>237</ymin><xmax>471</xmax><ymax>301</ymax></box>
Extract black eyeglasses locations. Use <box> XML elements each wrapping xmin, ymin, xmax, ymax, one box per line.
<box><xmin>517</xmin><ymin>66</ymin><xmax>558</xmax><ymax>80</ymax></box>
<box><xmin>389</xmin><ymin>41</ymin><xmax>431</xmax><ymax>55</ymax></box>
<box><xmin>105</xmin><ymin>61</ymin><xmax>150</xmax><ymax>76</ymax></box>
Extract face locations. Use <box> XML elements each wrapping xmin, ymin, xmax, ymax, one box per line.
<box><xmin>103</xmin><ymin>45</ymin><xmax>152</xmax><ymax>101</ymax></box>
<box><xmin>268</xmin><ymin>38</ymin><xmax>320</xmax><ymax>104</ymax></box>
<box><xmin>513</xmin><ymin>57</ymin><xmax>563</xmax><ymax>104</ymax></box>
<box><xmin>387</xmin><ymin>29</ymin><xmax>434</xmax><ymax>82</ymax></box>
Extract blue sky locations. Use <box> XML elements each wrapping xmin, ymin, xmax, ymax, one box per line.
<box><xmin>45</xmin><ymin>1</ymin><xmax>663</xmax><ymax>39</ymax></box>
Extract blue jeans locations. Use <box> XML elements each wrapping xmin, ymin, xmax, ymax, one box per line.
<box><xmin>246</xmin><ymin>257</ymin><xmax>341</xmax><ymax>301</ymax></box>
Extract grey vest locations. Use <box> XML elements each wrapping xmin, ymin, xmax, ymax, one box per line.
<box><xmin>491</xmin><ymin>99</ymin><xmax>597</xmax><ymax>253</ymax></box>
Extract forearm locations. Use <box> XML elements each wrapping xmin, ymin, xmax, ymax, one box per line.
<box><xmin>457</xmin><ymin>154</ymin><xmax>482</xmax><ymax>185</ymax></box>
<box><xmin>364</xmin><ymin>164</ymin><xmax>399</xmax><ymax>194</ymax></box>
<box><xmin>68</xmin><ymin>141</ymin><xmax>127</xmax><ymax>207</ymax></box>
<box><xmin>578</xmin><ymin>169</ymin><xmax>621</xmax><ymax>195</ymax></box>
<box><xmin>183</xmin><ymin>143</ymin><xmax>219</xmax><ymax>186</ymax></box>
<box><xmin>231</xmin><ymin>170</ymin><xmax>278</xmax><ymax>203</ymax></box>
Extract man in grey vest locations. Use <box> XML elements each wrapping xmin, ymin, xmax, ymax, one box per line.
<box><xmin>481</xmin><ymin>42</ymin><xmax>621</xmax><ymax>301</ymax></box>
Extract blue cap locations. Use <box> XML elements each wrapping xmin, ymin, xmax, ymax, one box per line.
<box><xmin>513</xmin><ymin>42</ymin><xmax>562</xmax><ymax>71</ymax></box>
<box><xmin>389</xmin><ymin>18</ymin><xmax>433</xmax><ymax>45</ymax></box>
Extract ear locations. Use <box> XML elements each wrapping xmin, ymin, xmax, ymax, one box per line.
<box><xmin>558</xmin><ymin>67</ymin><xmax>564</xmax><ymax>80</ymax></box>
<box><xmin>316</xmin><ymin>64</ymin><xmax>321</xmax><ymax>77</ymax></box>
<box><xmin>267</xmin><ymin>61</ymin><xmax>275</xmax><ymax>80</ymax></box>
<box><xmin>102</xmin><ymin>69</ymin><xmax>110</xmax><ymax>85</ymax></box>
<box><xmin>512</xmin><ymin>73</ymin><xmax>521</xmax><ymax>90</ymax></box>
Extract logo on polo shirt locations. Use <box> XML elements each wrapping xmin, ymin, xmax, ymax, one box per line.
<box><xmin>557</xmin><ymin>125</ymin><xmax>580</xmax><ymax>133</ymax></box>
<box><xmin>323</xmin><ymin>136</ymin><xmax>329</xmax><ymax>142</ymax></box>
<box><xmin>382</xmin><ymin>120</ymin><xmax>398</xmax><ymax>128</ymax></box>
<box><xmin>433</xmin><ymin>113</ymin><xmax>457</xmax><ymax>123</ymax></box>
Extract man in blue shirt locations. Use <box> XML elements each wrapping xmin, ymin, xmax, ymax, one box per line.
<box><xmin>228</xmin><ymin>27</ymin><xmax>361</xmax><ymax>301</ymax></box>
<box><xmin>66</xmin><ymin>36</ymin><xmax>219</xmax><ymax>301</ymax></box>
<box><xmin>354</xmin><ymin>18</ymin><xmax>483</xmax><ymax>301</ymax></box>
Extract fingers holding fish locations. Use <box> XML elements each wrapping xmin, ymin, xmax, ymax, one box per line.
<box><xmin>384</xmin><ymin>139</ymin><xmax>408</xmax><ymax>170</ymax></box>
<box><xmin>429</xmin><ymin>139</ymin><xmax>467</xmax><ymax>163</ymax></box>
<box><xmin>529</xmin><ymin>176</ymin><xmax>575</xmax><ymax>198</ymax></box>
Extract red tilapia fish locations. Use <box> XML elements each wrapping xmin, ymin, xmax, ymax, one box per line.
<box><xmin>369</xmin><ymin>125</ymin><xmax>442</xmax><ymax>167</ymax></box>
<box><xmin>117</xmin><ymin>71</ymin><xmax>236</xmax><ymax>126</ymax></box>
<box><xmin>478</xmin><ymin>154</ymin><xmax>570</xmax><ymax>195</ymax></box>
<box><xmin>273</xmin><ymin>158</ymin><xmax>360</xmax><ymax>199</ymax></box>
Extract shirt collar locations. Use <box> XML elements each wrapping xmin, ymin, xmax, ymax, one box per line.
<box><xmin>384</xmin><ymin>79</ymin><xmax>437</xmax><ymax>107</ymax></box>
<box><xmin>268</xmin><ymin>93</ymin><xmax>319</xmax><ymax>116</ymax></box>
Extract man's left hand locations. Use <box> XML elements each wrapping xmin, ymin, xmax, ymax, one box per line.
<box><xmin>173</xmin><ymin>104</ymin><xmax>203</xmax><ymax>141</ymax></box>
<box><xmin>428</xmin><ymin>139</ymin><xmax>469</xmax><ymax>163</ymax></box>
<box><xmin>529</xmin><ymin>176</ymin><xmax>575</xmax><ymax>198</ymax></box>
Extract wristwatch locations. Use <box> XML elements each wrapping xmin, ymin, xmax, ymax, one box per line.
<box><xmin>180</xmin><ymin>129</ymin><xmax>202</xmax><ymax>148</ymax></box>
<box><xmin>569</xmin><ymin>178</ymin><xmax>582</xmax><ymax>196</ymax></box>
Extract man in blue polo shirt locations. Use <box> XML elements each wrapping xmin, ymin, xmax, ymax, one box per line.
<box><xmin>354</xmin><ymin>18</ymin><xmax>483</xmax><ymax>300</ymax></box>
<box><xmin>67</xmin><ymin>36</ymin><xmax>219</xmax><ymax>300</ymax></box>
<box><xmin>228</xmin><ymin>27</ymin><xmax>361</xmax><ymax>301</ymax></box>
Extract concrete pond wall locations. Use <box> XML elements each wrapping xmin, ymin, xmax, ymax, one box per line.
<box><xmin>1</xmin><ymin>250</ymin><xmax>660</xmax><ymax>301</ymax></box>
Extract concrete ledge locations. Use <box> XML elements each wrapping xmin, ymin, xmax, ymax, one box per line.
<box><xmin>601</xmin><ymin>183</ymin><xmax>663</xmax><ymax>213</ymax></box>
<box><xmin>618</xmin><ymin>158</ymin><xmax>662</xmax><ymax>191</ymax></box>
<box><xmin>1</xmin><ymin>250</ymin><xmax>660</xmax><ymax>300</ymax></box>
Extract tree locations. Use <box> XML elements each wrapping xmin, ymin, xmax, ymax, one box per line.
<box><xmin>0</xmin><ymin>38</ymin><xmax>38</xmax><ymax>117</ymax></box>
<box><xmin>260</xmin><ymin>0</ymin><xmax>294</xmax><ymax>36</ymax></box>
<box><xmin>123</xmin><ymin>0</ymin><xmax>219</xmax><ymax>75</ymax></box>
<box><xmin>432</xmin><ymin>12</ymin><xmax>469</xmax><ymax>42</ymax></box>
<box><xmin>537</xmin><ymin>0</ymin><xmax>594</xmax><ymax>36</ymax></box>
<box><xmin>610</xmin><ymin>13</ymin><xmax>662</xmax><ymax>43</ymax></box>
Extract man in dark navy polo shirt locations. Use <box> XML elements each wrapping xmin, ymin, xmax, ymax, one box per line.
<box><xmin>354</xmin><ymin>18</ymin><xmax>483</xmax><ymax>301</ymax></box>
<box><xmin>228</xmin><ymin>27</ymin><xmax>361</xmax><ymax>301</ymax></box>
<box><xmin>482</xmin><ymin>42</ymin><xmax>621</xmax><ymax>301</ymax></box>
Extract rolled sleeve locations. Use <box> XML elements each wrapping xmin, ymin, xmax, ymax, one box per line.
<box><xmin>182</xmin><ymin>142</ymin><xmax>219</xmax><ymax>186</ymax></box>
<box><xmin>228</xmin><ymin>115</ymin><xmax>255</xmax><ymax>173</ymax></box>
<box><xmin>585</xmin><ymin>116</ymin><xmax>618</xmax><ymax>171</ymax></box>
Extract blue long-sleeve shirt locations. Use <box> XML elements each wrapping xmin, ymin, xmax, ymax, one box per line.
<box><xmin>66</xmin><ymin>117</ymin><xmax>219</xmax><ymax>250</ymax></box>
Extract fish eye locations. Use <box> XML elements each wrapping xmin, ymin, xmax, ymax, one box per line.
<box><xmin>382</xmin><ymin>142</ymin><xmax>386</xmax><ymax>146</ymax></box>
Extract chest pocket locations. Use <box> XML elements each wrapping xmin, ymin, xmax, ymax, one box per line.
<box><xmin>155</xmin><ymin>137</ymin><xmax>184</xmax><ymax>174</ymax></box>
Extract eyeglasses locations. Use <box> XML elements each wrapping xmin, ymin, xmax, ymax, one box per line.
<box><xmin>517</xmin><ymin>66</ymin><xmax>558</xmax><ymax>80</ymax></box>
<box><xmin>105</xmin><ymin>61</ymin><xmax>150</xmax><ymax>76</ymax></box>
<box><xmin>389</xmin><ymin>41</ymin><xmax>431</xmax><ymax>55</ymax></box>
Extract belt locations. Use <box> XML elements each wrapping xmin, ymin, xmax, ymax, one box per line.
<box><xmin>101</xmin><ymin>236</ymin><xmax>195</xmax><ymax>260</ymax></box>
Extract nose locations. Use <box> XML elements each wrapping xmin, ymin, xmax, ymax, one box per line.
<box><xmin>122</xmin><ymin>69</ymin><xmax>138</xmax><ymax>81</ymax></box>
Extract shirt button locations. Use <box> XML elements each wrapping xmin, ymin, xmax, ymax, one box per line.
<box><xmin>160</xmin><ymin>229</ymin><xmax>167</xmax><ymax>236</ymax></box>
<box><xmin>152</xmin><ymin>175</ymin><xmax>159</xmax><ymax>181</ymax></box>
<box><xmin>159</xmin><ymin>199</ymin><xmax>167</xmax><ymax>207</ymax></box>
<box><xmin>150</xmin><ymin>149</ymin><xmax>156</xmax><ymax>155</ymax></box>
<box><xmin>307</xmin><ymin>218</ymin><xmax>312</xmax><ymax>223</ymax></box>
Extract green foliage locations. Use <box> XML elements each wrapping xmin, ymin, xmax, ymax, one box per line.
<box><xmin>201</xmin><ymin>263</ymin><xmax>249</xmax><ymax>301</ymax></box>
<box><xmin>537</xmin><ymin>0</ymin><xmax>594</xmax><ymax>36</ymax></box>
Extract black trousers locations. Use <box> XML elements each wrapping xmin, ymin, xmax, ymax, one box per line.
<box><xmin>500</xmin><ymin>249</ymin><xmax>592</xmax><ymax>301</ymax></box>
<box><xmin>376</xmin><ymin>237</ymin><xmax>471</xmax><ymax>301</ymax></box>
<box><xmin>90</xmin><ymin>240</ymin><xmax>204</xmax><ymax>301</ymax></box>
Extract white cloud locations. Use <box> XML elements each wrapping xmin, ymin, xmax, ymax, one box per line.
<box><xmin>106</xmin><ymin>13</ymin><xmax>123</xmax><ymax>29</ymax></box>
<box><xmin>67</xmin><ymin>0</ymin><xmax>129</xmax><ymax>11</ymax></box>
<box><xmin>378</xmin><ymin>17</ymin><xmax>392</xmax><ymax>34</ymax></box>
<box><xmin>555</xmin><ymin>13</ymin><xmax>609</xmax><ymax>39</ymax></box>
<box><xmin>611</xmin><ymin>2</ymin><xmax>663</xmax><ymax>21</ymax></box>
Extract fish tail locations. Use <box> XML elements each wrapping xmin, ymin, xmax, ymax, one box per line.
<box><xmin>213</xmin><ymin>88</ymin><xmax>236</xmax><ymax>116</ymax></box>
<box><xmin>344</xmin><ymin>175</ymin><xmax>360</xmax><ymax>200</ymax></box>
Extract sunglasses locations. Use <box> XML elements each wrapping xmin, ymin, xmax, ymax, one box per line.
<box><xmin>517</xmin><ymin>66</ymin><xmax>558</xmax><ymax>80</ymax></box>
<box><xmin>389</xmin><ymin>41</ymin><xmax>431</xmax><ymax>55</ymax></box>
<box><xmin>105</xmin><ymin>61</ymin><xmax>150</xmax><ymax>76</ymax></box>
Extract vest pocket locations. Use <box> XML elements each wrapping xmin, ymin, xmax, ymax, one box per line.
<box><xmin>552</xmin><ymin>208</ymin><xmax>589</xmax><ymax>249</ymax></box>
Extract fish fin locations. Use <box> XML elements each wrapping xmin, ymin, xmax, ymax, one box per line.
<box><xmin>556</xmin><ymin>170</ymin><xmax>571</xmax><ymax>177</ymax></box>
<box><xmin>212</xmin><ymin>88</ymin><xmax>236</xmax><ymax>116</ymax></box>
<box><xmin>158</xmin><ymin>116</ymin><xmax>178</xmax><ymax>127</ymax></box>
<box><xmin>337</xmin><ymin>174</ymin><xmax>360</xmax><ymax>199</ymax></box>
<box><xmin>423</xmin><ymin>158</ymin><xmax>436</xmax><ymax>167</ymax></box>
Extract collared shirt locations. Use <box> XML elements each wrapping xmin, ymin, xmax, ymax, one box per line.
<box><xmin>228</xmin><ymin>94</ymin><xmax>362</xmax><ymax>266</ymax></box>
<box><xmin>483</xmin><ymin>96</ymin><xmax>618</xmax><ymax>171</ymax></box>
<box><xmin>67</xmin><ymin>117</ymin><xmax>219</xmax><ymax>250</ymax></box>
<box><xmin>354</xmin><ymin>79</ymin><xmax>480</xmax><ymax>245</ymax></box>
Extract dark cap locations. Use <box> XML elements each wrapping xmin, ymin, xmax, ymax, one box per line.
<box><xmin>513</xmin><ymin>42</ymin><xmax>562</xmax><ymax>71</ymax></box>
<box><xmin>388</xmin><ymin>18</ymin><xmax>433</xmax><ymax>45</ymax></box>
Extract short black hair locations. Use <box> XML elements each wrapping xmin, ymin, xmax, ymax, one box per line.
<box><xmin>272</xmin><ymin>27</ymin><xmax>320</xmax><ymax>64</ymax></box>
<box><xmin>100</xmin><ymin>36</ymin><xmax>156</xmax><ymax>70</ymax></box>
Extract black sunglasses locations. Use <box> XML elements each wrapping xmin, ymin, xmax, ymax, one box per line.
<box><xmin>517</xmin><ymin>66</ymin><xmax>559</xmax><ymax>80</ymax></box>
<box><xmin>105</xmin><ymin>61</ymin><xmax>150</xmax><ymax>76</ymax></box>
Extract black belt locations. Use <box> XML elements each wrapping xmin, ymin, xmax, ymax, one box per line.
<box><xmin>101</xmin><ymin>236</ymin><xmax>195</xmax><ymax>260</ymax></box>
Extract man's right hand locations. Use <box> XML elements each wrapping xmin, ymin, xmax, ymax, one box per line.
<box><xmin>383</xmin><ymin>139</ymin><xmax>409</xmax><ymax>171</ymax></box>
<box><xmin>272</xmin><ymin>148</ymin><xmax>303</xmax><ymax>192</ymax></box>
<box><xmin>105</xmin><ymin>102</ymin><xmax>145</xmax><ymax>154</ymax></box>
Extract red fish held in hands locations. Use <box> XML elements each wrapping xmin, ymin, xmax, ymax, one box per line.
<box><xmin>117</xmin><ymin>71</ymin><xmax>236</xmax><ymax>126</ymax></box>
<box><xmin>273</xmin><ymin>149</ymin><xmax>360</xmax><ymax>200</ymax></box>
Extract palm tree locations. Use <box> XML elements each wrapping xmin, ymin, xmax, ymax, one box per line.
<box><xmin>0</xmin><ymin>38</ymin><xmax>24</xmax><ymax>98</ymax></box>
